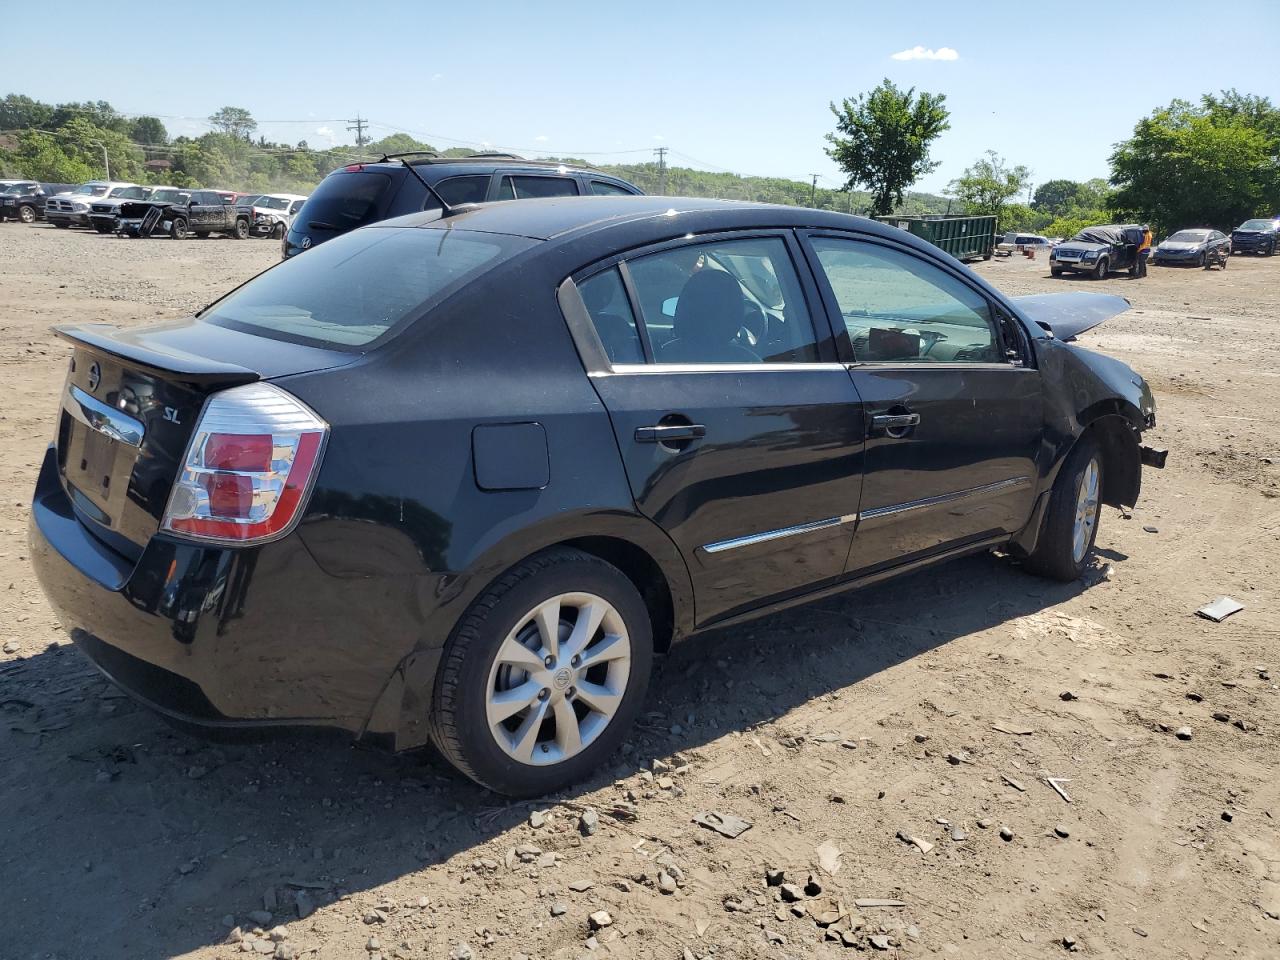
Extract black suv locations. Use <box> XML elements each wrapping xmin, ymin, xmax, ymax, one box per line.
<box><xmin>282</xmin><ymin>153</ymin><xmax>642</xmax><ymax>258</ymax></box>
<box><xmin>1230</xmin><ymin>217</ymin><xmax>1279</xmax><ymax>256</ymax></box>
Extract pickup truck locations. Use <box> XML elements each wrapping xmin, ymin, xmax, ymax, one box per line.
<box><xmin>1</xmin><ymin>181</ymin><xmax>75</xmax><ymax>222</ymax></box>
<box><xmin>45</xmin><ymin>181</ymin><xmax>145</xmax><ymax>228</ymax></box>
<box><xmin>165</xmin><ymin>189</ymin><xmax>253</xmax><ymax>239</ymax></box>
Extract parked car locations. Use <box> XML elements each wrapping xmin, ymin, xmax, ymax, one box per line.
<box><xmin>30</xmin><ymin>196</ymin><xmax>1164</xmax><ymax>796</ymax></box>
<box><xmin>1049</xmin><ymin>224</ymin><xmax>1143</xmax><ymax>278</ymax></box>
<box><xmin>1230</xmin><ymin>217</ymin><xmax>1280</xmax><ymax>256</ymax></box>
<box><xmin>1</xmin><ymin>182</ymin><xmax>73</xmax><ymax>222</ymax></box>
<box><xmin>283</xmin><ymin>152</ymin><xmax>642</xmax><ymax>258</ymax></box>
<box><xmin>996</xmin><ymin>233</ymin><xmax>1054</xmax><ymax>257</ymax></box>
<box><xmin>171</xmin><ymin>190</ymin><xmax>254</xmax><ymax>239</ymax></box>
<box><xmin>245</xmin><ymin>193</ymin><xmax>308</xmax><ymax>239</ymax></box>
<box><xmin>44</xmin><ymin>182</ymin><xmax>144</xmax><ymax>228</ymax></box>
<box><xmin>1151</xmin><ymin>228</ymin><xmax>1231</xmax><ymax>267</ymax></box>
<box><xmin>88</xmin><ymin>185</ymin><xmax>180</xmax><ymax>234</ymax></box>
<box><xmin>114</xmin><ymin>189</ymin><xmax>193</xmax><ymax>237</ymax></box>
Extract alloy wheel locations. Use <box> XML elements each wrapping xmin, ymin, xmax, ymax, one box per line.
<box><xmin>1072</xmin><ymin>457</ymin><xmax>1101</xmax><ymax>563</ymax></box>
<box><xmin>484</xmin><ymin>592</ymin><xmax>631</xmax><ymax>767</ymax></box>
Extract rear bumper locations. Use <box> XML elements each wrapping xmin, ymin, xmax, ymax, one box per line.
<box><xmin>28</xmin><ymin>444</ymin><xmax>419</xmax><ymax>737</ymax></box>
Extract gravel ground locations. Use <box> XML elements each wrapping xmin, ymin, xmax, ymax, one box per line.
<box><xmin>1</xmin><ymin>224</ymin><xmax>1278</xmax><ymax>960</ymax></box>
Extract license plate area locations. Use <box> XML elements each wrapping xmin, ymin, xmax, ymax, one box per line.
<box><xmin>57</xmin><ymin>385</ymin><xmax>146</xmax><ymax>530</ymax></box>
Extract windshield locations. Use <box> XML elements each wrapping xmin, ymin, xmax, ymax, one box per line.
<box><xmin>3</xmin><ymin>184</ymin><xmax>34</xmax><ymax>195</ymax></box>
<box><xmin>150</xmin><ymin>189</ymin><xmax>188</xmax><ymax>204</ymax></box>
<box><xmin>74</xmin><ymin>184</ymin><xmax>109</xmax><ymax>196</ymax></box>
<box><xmin>239</xmin><ymin>194</ymin><xmax>263</xmax><ymax>206</ymax></box>
<box><xmin>257</xmin><ymin>196</ymin><xmax>291</xmax><ymax>210</ymax></box>
<box><xmin>204</xmin><ymin>226</ymin><xmax>538</xmax><ymax>348</ymax></box>
<box><xmin>1168</xmin><ymin>230</ymin><xmax>1209</xmax><ymax>242</ymax></box>
<box><xmin>1239</xmin><ymin>219</ymin><xmax>1274</xmax><ymax>230</ymax></box>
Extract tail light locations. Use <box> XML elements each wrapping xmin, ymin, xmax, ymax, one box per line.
<box><xmin>161</xmin><ymin>382</ymin><xmax>328</xmax><ymax>544</ymax></box>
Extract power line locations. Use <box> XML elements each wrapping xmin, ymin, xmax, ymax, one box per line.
<box><xmin>654</xmin><ymin>146</ymin><xmax>668</xmax><ymax>194</ymax></box>
<box><xmin>810</xmin><ymin>173</ymin><xmax>819</xmax><ymax>206</ymax></box>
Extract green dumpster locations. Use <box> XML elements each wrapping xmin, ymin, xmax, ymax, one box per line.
<box><xmin>872</xmin><ymin>214</ymin><xmax>997</xmax><ymax>262</ymax></box>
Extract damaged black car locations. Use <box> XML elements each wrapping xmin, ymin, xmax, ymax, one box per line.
<box><xmin>30</xmin><ymin>196</ymin><xmax>1164</xmax><ymax>796</ymax></box>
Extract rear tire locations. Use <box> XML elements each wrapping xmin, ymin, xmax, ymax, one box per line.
<box><xmin>1023</xmin><ymin>435</ymin><xmax>1104</xmax><ymax>582</ymax></box>
<box><xmin>170</xmin><ymin>217</ymin><xmax>188</xmax><ymax>239</ymax></box>
<box><xmin>429</xmin><ymin>548</ymin><xmax>653</xmax><ymax>797</ymax></box>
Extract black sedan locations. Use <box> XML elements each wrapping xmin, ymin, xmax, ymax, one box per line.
<box><xmin>30</xmin><ymin>197</ymin><xmax>1164</xmax><ymax>796</ymax></box>
<box><xmin>1151</xmin><ymin>228</ymin><xmax>1231</xmax><ymax>267</ymax></box>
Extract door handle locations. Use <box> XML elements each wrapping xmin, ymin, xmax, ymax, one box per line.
<box><xmin>870</xmin><ymin>412</ymin><xmax>920</xmax><ymax>439</ymax></box>
<box><xmin>635</xmin><ymin>424</ymin><xmax>706</xmax><ymax>443</ymax></box>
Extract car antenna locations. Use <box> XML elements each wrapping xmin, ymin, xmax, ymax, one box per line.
<box><xmin>393</xmin><ymin>159</ymin><xmax>459</xmax><ymax>217</ymax></box>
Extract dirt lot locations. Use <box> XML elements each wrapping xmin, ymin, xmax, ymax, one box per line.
<box><xmin>2</xmin><ymin>225</ymin><xmax>1278</xmax><ymax>960</ymax></box>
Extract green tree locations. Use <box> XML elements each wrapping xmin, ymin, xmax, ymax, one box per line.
<box><xmin>364</xmin><ymin>133</ymin><xmax>437</xmax><ymax>157</ymax></box>
<box><xmin>208</xmin><ymin>106</ymin><xmax>257</xmax><ymax>140</ymax></box>
<box><xmin>50</xmin><ymin>100</ymin><xmax>128</xmax><ymax>133</ymax></box>
<box><xmin>1109</xmin><ymin>97</ymin><xmax>1278</xmax><ymax>232</ymax></box>
<box><xmin>0</xmin><ymin>93</ymin><xmax>54</xmax><ymax>130</ymax></box>
<box><xmin>1031</xmin><ymin>179</ymin><xmax>1083</xmax><ymax>216</ymax></box>
<box><xmin>949</xmin><ymin>151</ymin><xmax>1032</xmax><ymax>227</ymax></box>
<box><xmin>56</xmin><ymin>117</ymin><xmax>145</xmax><ymax>180</ymax></box>
<box><xmin>129</xmin><ymin>116</ymin><xmax>168</xmax><ymax>145</ymax></box>
<box><xmin>825</xmin><ymin>79</ymin><xmax>950</xmax><ymax>216</ymax></box>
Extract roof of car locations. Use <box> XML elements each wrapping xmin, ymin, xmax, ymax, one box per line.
<box><xmin>389</xmin><ymin>195</ymin><xmax>886</xmax><ymax>242</ymax></box>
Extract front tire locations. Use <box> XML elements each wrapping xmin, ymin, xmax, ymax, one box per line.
<box><xmin>94</xmin><ymin>222</ymin><xmax>113</xmax><ymax>234</ymax></box>
<box><xmin>1051</xmin><ymin>266</ymin><xmax>1063</xmax><ymax>277</ymax></box>
<box><xmin>430</xmin><ymin>548</ymin><xmax>653</xmax><ymax>797</ymax></box>
<box><xmin>18</xmin><ymin>205</ymin><xmax>36</xmax><ymax>224</ymax></box>
<box><xmin>170</xmin><ymin>217</ymin><xmax>188</xmax><ymax>239</ymax></box>
<box><xmin>1023</xmin><ymin>435</ymin><xmax>1103</xmax><ymax>582</ymax></box>
<box><xmin>54</xmin><ymin>222</ymin><xmax>70</xmax><ymax>229</ymax></box>
<box><xmin>271</xmin><ymin>222</ymin><xmax>285</xmax><ymax>240</ymax></box>
<box><xmin>1091</xmin><ymin>257</ymin><xmax>1108</xmax><ymax>280</ymax></box>
<box><xmin>232</xmin><ymin>218</ymin><xmax>250</xmax><ymax>239</ymax></box>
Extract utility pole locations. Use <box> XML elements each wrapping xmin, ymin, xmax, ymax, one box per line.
<box><xmin>347</xmin><ymin>115</ymin><xmax>369</xmax><ymax>149</ymax></box>
<box><xmin>88</xmin><ymin>138</ymin><xmax>109</xmax><ymax>180</ymax></box>
<box><xmin>653</xmin><ymin>146</ymin><xmax>668</xmax><ymax>195</ymax></box>
<box><xmin>809</xmin><ymin>174</ymin><xmax>819</xmax><ymax>207</ymax></box>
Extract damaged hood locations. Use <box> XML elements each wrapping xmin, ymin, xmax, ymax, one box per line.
<box><xmin>1011</xmin><ymin>292</ymin><xmax>1130</xmax><ymax>342</ymax></box>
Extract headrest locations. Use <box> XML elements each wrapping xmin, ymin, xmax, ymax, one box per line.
<box><xmin>674</xmin><ymin>270</ymin><xmax>744</xmax><ymax>343</ymax></box>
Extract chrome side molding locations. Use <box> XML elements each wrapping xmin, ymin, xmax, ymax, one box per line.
<box><xmin>860</xmin><ymin>476</ymin><xmax>1031</xmax><ymax>522</ymax></box>
<box><xmin>65</xmin><ymin>384</ymin><xmax>144</xmax><ymax>448</ymax></box>
<box><xmin>701</xmin><ymin>513</ymin><xmax>858</xmax><ymax>555</ymax></box>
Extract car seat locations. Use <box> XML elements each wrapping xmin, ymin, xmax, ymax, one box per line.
<box><xmin>658</xmin><ymin>271</ymin><xmax>760</xmax><ymax>364</ymax></box>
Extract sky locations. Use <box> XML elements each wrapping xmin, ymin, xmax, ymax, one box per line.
<box><xmin>4</xmin><ymin>1</ymin><xmax>1278</xmax><ymax>196</ymax></box>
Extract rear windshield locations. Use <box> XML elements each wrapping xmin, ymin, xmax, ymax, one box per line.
<box><xmin>298</xmin><ymin>171</ymin><xmax>394</xmax><ymax>232</ymax></box>
<box><xmin>203</xmin><ymin>226</ymin><xmax>537</xmax><ymax>348</ymax></box>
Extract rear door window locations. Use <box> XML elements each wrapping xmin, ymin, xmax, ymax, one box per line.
<box><xmin>300</xmin><ymin>171</ymin><xmax>393</xmax><ymax>232</ymax></box>
<box><xmin>435</xmin><ymin>175</ymin><xmax>490</xmax><ymax>206</ymax></box>
<box><xmin>204</xmin><ymin>227</ymin><xmax>537</xmax><ymax>348</ymax></box>
<box><xmin>590</xmin><ymin>180</ymin><xmax>633</xmax><ymax>196</ymax></box>
<box><xmin>625</xmin><ymin>237</ymin><xmax>822</xmax><ymax>364</ymax></box>
<box><xmin>496</xmin><ymin>176</ymin><xmax>580</xmax><ymax>200</ymax></box>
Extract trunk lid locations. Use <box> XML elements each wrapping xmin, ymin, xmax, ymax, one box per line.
<box><xmin>53</xmin><ymin>319</ymin><xmax>355</xmax><ymax>559</ymax></box>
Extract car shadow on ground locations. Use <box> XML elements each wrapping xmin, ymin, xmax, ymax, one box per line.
<box><xmin>0</xmin><ymin>549</ymin><xmax>1095</xmax><ymax>958</ymax></box>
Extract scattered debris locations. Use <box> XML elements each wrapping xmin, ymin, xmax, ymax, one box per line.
<box><xmin>568</xmin><ymin>880</ymin><xmax>594</xmax><ymax>893</ymax></box>
<box><xmin>992</xmin><ymin>723</ymin><xmax>1034</xmax><ymax>736</ymax></box>
<box><xmin>1175</xmin><ymin>727</ymin><xmax>1194</xmax><ymax>741</ymax></box>
<box><xmin>1221</xmin><ymin>810</ymin><xmax>1234</xmax><ymax>823</ymax></box>
<box><xmin>854</xmin><ymin>898</ymin><xmax>906</xmax><ymax>909</ymax></box>
<box><xmin>896</xmin><ymin>830</ymin><xmax>934</xmax><ymax>855</ymax></box>
<box><xmin>815</xmin><ymin>841</ymin><xmax>842</xmax><ymax>875</ymax></box>
<box><xmin>1059</xmin><ymin>691</ymin><xmax>1077</xmax><ymax>701</ymax></box>
<box><xmin>779</xmin><ymin>883</ymin><xmax>803</xmax><ymax>903</ymax></box>
<box><xmin>1044</xmin><ymin>775</ymin><xmax>1074</xmax><ymax>803</ymax></box>
<box><xmin>1142</xmin><ymin>525</ymin><xmax>1158</xmax><ymax>533</ymax></box>
<box><xmin>1001</xmin><ymin>774</ymin><xmax>1027</xmax><ymax>792</ymax></box>
<box><xmin>579</xmin><ymin>808</ymin><xmax>599</xmax><ymax>837</ymax></box>
<box><xmin>1000</xmin><ymin>827</ymin><xmax>1015</xmax><ymax>842</ymax></box>
<box><xmin>1213</xmin><ymin>711</ymin><xmax>1230</xmax><ymax>722</ymax></box>
<box><xmin>693</xmin><ymin>810</ymin><xmax>753</xmax><ymax>838</ymax></box>
<box><xmin>951</xmin><ymin>828</ymin><xmax>967</xmax><ymax>842</ymax></box>
<box><xmin>765</xmin><ymin>868</ymin><xmax>785</xmax><ymax>887</ymax></box>
<box><xmin>1054</xmin><ymin>825</ymin><xmax>1070</xmax><ymax>838</ymax></box>
<box><xmin>869</xmin><ymin>934</ymin><xmax>892</xmax><ymax>950</ymax></box>
<box><xmin>588</xmin><ymin>910</ymin><xmax>613</xmax><ymax>930</ymax></box>
<box><xmin>1196</xmin><ymin>596</ymin><xmax>1244</xmax><ymax>622</ymax></box>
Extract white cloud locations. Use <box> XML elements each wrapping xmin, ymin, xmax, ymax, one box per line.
<box><xmin>653</xmin><ymin>134</ymin><xmax>665</xmax><ymax>141</ymax></box>
<box><xmin>890</xmin><ymin>45</ymin><xmax>959</xmax><ymax>61</ymax></box>
<box><xmin>534</xmin><ymin>135</ymin><xmax>549</xmax><ymax>142</ymax></box>
<box><xmin>431</xmin><ymin>73</ymin><xmax>444</xmax><ymax>81</ymax></box>
<box><xmin>315</xmin><ymin>125</ymin><xmax>335</xmax><ymax>144</ymax></box>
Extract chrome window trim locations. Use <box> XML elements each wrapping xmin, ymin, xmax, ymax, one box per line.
<box><xmin>700</xmin><ymin>513</ymin><xmax>858</xmax><ymax>555</ymax></box>
<box><xmin>600</xmin><ymin>362</ymin><xmax>849</xmax><ymax>376</ymax></box>
<box><xmin>860</xmin><ymin>476</ymin><xmax>1031</xmax><ymax>522</ymax></box>
<box><xmin>65</xmin><ymin>384</ymin><xmax>144</xmax><ymax>448</ymax></box>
